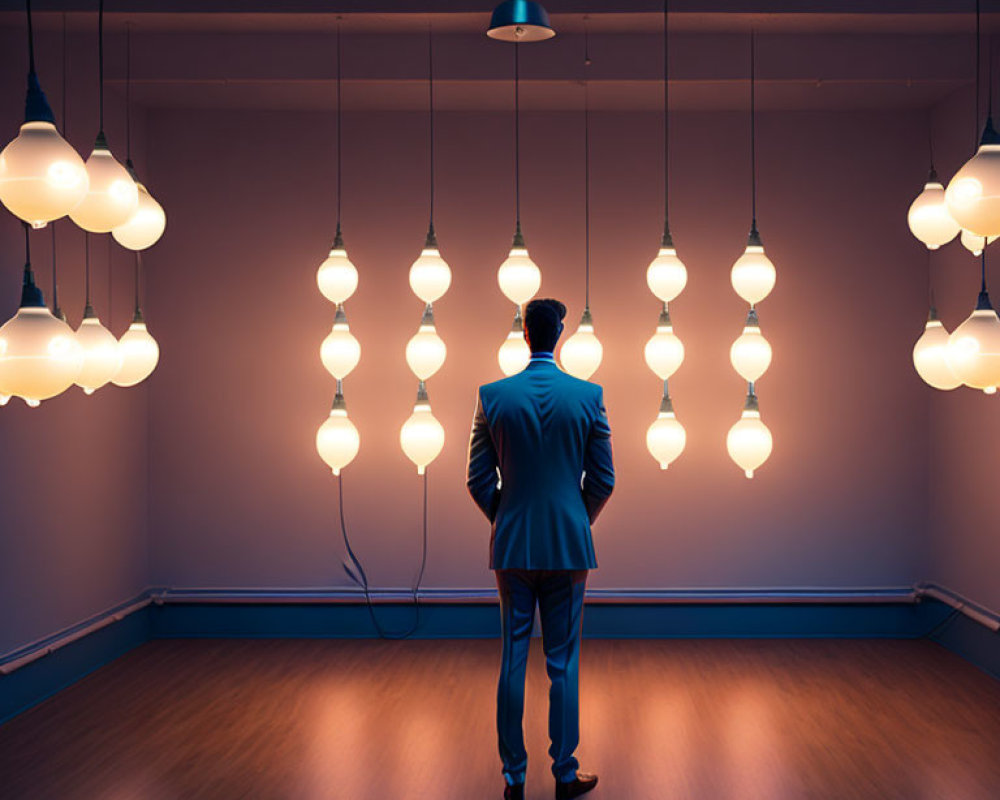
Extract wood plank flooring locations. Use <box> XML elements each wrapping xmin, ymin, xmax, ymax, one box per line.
<box><xmin>0</xmin><ymin>638</ymin><xmax>998</xmax><ymax>799</ymax></box>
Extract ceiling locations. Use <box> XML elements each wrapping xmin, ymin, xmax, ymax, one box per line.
<box><xmin>0</xmin><ymin>3</ymin><xmax>994</xmax><ymax>112</ymax></box>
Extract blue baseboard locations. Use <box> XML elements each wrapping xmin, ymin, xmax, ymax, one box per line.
<box><xmin>1</xmin><ymin>589</ymin><xmax>996</xmax><ymax>727</ymax></box>
<box><xmin>0</xmin><ymin>606</ymin><xmax>150</xmax><ymax>725</ymax></box>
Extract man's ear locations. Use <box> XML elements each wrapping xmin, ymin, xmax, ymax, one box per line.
<box><xmin>557</xmin><ymin>322</ymin><xmax>564</xmax><ymax>337</ymax></box>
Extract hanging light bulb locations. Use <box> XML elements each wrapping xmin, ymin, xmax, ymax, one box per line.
<box><xmin>316</xmin><ymin>387</ymin><xmax>360</xmax><ymax>476</ymax></box>
<box><xmin>0</xmin><ymin>227</ymin><xmax>83</xmax><ymax>405</ymax></box>
<box><xmin>946</xmin><ymin>118</ymin><xmax>1000</xmax><ymax>238</ymax></box>
<box><xmin>0</xmin><ymin>0</ymin><xmax>88</xmax><ymax>229</ymax></box>
<box><xmin>0</xmin><ymin>117</ymin><xmax>87</xmax><ymax>229</ymax></box>
<box><xmin>112</xmin><ymin>252</ymin><xmax>158</xmax><ymax>386</ymax></box>
<box><xmin>646</xmin><ymin>385</ymin><xmax>686</xmax><ymax>470</ymax></box>
<box><xmin>960</xmin><ymin>227</ymin><xmax>998</xmax><ymax>256</ymax></box>
<box><xmin>74</xmin><ymin>304</ymin><xmax>122</xmax><ymax>395</ymax></box>
<box><xmin>727</xmin><ymin>388</ymin><xmax>773</xmax><ymax>479</ymax></box>
<box><xmin>400</xmin><ymin>382</ymin><xmax>445</xmax><ymax>475</ymax></box>
<box><xmin>730</xmin><ymin>307</ymin><xmax>772</xmax><ymax>383</ymax></box>
<box><xmin>321</xmin><ymin>305</ymin><xmax>361</xmax><ymax>380</ymax></box>
<box><xmin>498</xmin><ymin>229</ymin><xmax>541</xmax><ymax>304</ymax></box>
<box><xmin>69</xmin><ymin>133</ymin><xmax>138</xmax><ymax>233</ymax></box>
<box><xmin>111</xmin><ymin>173</ymin><xmax>164</xmax><ymax>250</ymax></box>
<box><xmin>498</xmin><ymin>307</ymin><xmax>530</xmax><ymax>375</ymax></box>
<box><xmin>405</xmin><ymin>303</ymin><xmax>447</xmax><ymax>380</ymax></box>
<box><xmin>560</xmin><ymin>307</ymin><xmax>603</xmax><ymax>380</ymax></box>
<box><xmin>731</xmin><ymin>228</ymin><xmax>776</xmax><ymax>305</ymax></box>
<box><xmin>317</xmin><ymin>227</ymin><xmax>358</xmax><ymax>304</ymax></box>
<box><xmin>409</xmin><ymin>228</ymin><xmax>451</xmax><ymax>304</ymax></box>
<box><xmin>644</xmin><ymin>304</ymin><xmax>684</xmax><ymax>380</ymax></box>
<box><xmin>912</xmin><ymin>306</ymin><xmax>960</xmax><ymax>391</ymax></box>
<box><xmin>908</xmin><ymin>170</ymin><xmax>961</xmax><ymax>249</ymax></box>
<box><xmin>647</xmin><ymin>241</ymin><xmax>688</xmax><ymax>304</ymax></box>
<box><xmin>945</xmin><ymin>287</ymin><xmax>1000</xmax><ymax>394</ymax></box>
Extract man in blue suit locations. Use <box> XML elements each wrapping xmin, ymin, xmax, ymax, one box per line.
<box><xmin>467</xmin><ymin>298</ymin><xmax>615</xmax><ymax>800</ymax></box>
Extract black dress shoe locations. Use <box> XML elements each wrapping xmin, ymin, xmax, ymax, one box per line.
<box><xmin>504</xmin><ymin>783</ymin><xmax>524</xmax><ymax>800</ymax></box>
<box><xmin>555</xmin><ymin>771</ymin><xmax>598</xmax><ymax>799</ymax></box>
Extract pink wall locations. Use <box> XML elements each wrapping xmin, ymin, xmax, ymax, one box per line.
<box><xmin>144</xmin><ymin>104</ymin><xmax>931</xmax><ymax>592</ymax></box>
<box><xmin>0</xmin><ymin>29</ymin><xmax>149</xmax><ymax>655</ymax></box>
<box><xmin>928</xmin><ymin>84</ymin><xmax>1000</xmax><ymax>614</ymax></box>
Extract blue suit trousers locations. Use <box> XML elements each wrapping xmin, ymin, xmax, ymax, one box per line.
<box><xmin>495</xmin><ymin>568</ymin><xmax>588</xmax><ymax>786</ymax></box>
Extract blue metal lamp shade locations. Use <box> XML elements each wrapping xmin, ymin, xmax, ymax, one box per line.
<box><xmin>487</xmin><ymin>0</ymin><xmax>556</xmax><ymax>42</ymax></box>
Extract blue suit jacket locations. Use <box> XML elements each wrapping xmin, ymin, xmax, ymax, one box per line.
<box><xmin>466</xmin><ymin>355</ymin><xmax>615</xmax><ymax>570</ymax></box>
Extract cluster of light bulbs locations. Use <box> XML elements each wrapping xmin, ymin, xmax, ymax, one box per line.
<box><xmin>0</xmin><ymin>3</ymin><xmax>161</xmax><ymax>408</ymax></box>
<box><xmin>908</xmin><ymin>118</ymin><xmax>1000</xmax><ymax>394</ymax></box>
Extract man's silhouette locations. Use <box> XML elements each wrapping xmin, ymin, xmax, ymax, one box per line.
<box><xmin>467</xmin><ymin>298</ymin><xmax>615</xmax><ymax>800</ymax></box>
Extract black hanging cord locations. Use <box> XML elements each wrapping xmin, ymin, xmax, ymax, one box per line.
<box><xmin>51</xmin><ymin>224</ymin><xmax>60</xmax><ymax>314</ymax></box>
<box><xmin>750</xmin><ymin>29</ymin><xmax>757</xmax><ymax>228</ymax></box>
<box><xmin>975</xmin><ymin>0</ymin><xmax>981</xmax><ymax>148</ymax></box>
<box><xmin>26</xmin><ymin>0</ymin><xmax>36</xmax><ymax>74</ymax></box>
<box><xmin>514</xmin><ymin>42</ymin><xmax>521</xmax><ymax>229</ymax></box>
<box><xmin>336</xmin><ymin>18</ymin><xmax>343</xmax><ymax>232</ymax></box>
<box><xmin>125</xmin><ymin>23</ymin><xmax>132</xmax><ymax>161</ymax></box>
<box><xmin>662</xmin><ymin>0</ymin><xmax>669</xmax><ymax>229</ymax></box>
<box><xmin>107</xmin><ymin>236</ymin><xmax>112</xmax><ymax>323</ymax></box>
<box><xmin>98</xmin><ymin>0</ymin><xmax>105</xmax><ymax>134</ymax></box>
<box><xmin>981</xmin><ymin>251</ymin><xmax>987</xmax><ymax>293</ymax></box>
<box><xmin>61</xmin><ymin>12</ymin><xmax>67</xmax><ymax>125</ymax></box>
<box><xmin>337</xmin><ymin>471</ymin><xmax>429</xmax><ymax>640</ymax></box>
<box><xmin>85</xmin><ymin>232</ymin><xmax>91</xmax><ymax>306</ymax></box>
<box><xmin>23</xmin><ymin>221</ymin><xmax>31</xmax><ymax>265</ymax></box>
<box><xmin>583</xmin><ymin>20</ymin><xmax>591</xmax><ymax>309</ymax></box>
<box><xmin>428</xmin><ymin>24</ymin><xmax>435</xmax><ymax>230</ymax></box>
<box><xmin>134</xmin><ymin>252</ymin><xmax>141</xmax><ymax>313</ymax></box>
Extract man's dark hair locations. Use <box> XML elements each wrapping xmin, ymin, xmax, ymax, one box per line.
<box><xmin>524</xmin><ymin>298</ymin><xmax>567</xmax><ymax>353</ymax></box>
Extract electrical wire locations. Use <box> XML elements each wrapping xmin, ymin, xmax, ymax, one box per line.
<box><xmin>336</xmin><ymin>18</ymin><xmax>343</xmax><ymax>232</ymax></box>
<box><xmin>662</xmin><ymin>0</ymin><xmax>669</xmax><ymax>229</ymax></box>
<box><xmin>975</xmin><ymin>0</ymin><xmax>981</xmax><ymax>150</ymax></box>
<box><xmin>428</xmin><ymin>24</ymin><xmax>435</xmax><ymax>230</ymax></box>
<box><xmin>514</xmin><ymin>41</ymin><xmax>521</xmax><ymax>230</ymax></box>
<box><xmin>84</xmin><ymin>232</ymin><xmax>91</xmax><ymax>307</ymax></box>
<box><xmin>583</xmin><ymin>20</ymin><xmax>591</xmax><ymax>309</ymax></box>
<box><xmin>26</xmin><ymin>0</ymin><xmax>35</xmax><ymax>75</ymax></box>
<box><xmin>337</xmin><ymin>471</ymin><xmax>429</xmax><ymax>640</ymax></box>
<box><xmin>750</xmin><ymin>29</ymin><xmax>757</xmax><ymax>228</ymax></box>
<box><xmin>125</xmin><ymin>23</ymin><xmax>132</xmax><ymax>162</ymax></box>
<box><xmin>134</xmin><ymin>252</ymin><xmax>142</xmax><ymax>314</ymax></box>
<box><xmin>99</xmin><ymin>0</ymin><xmax>105</xmax><ymax>133</ymax></box>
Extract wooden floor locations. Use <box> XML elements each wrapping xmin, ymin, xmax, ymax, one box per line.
<box><xmin>0</xmin><ymin>639</ymin><xmax>998</xmax><ymax>799</ymax></box>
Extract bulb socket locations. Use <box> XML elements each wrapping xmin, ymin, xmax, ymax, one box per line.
<box><xmin>981</xmin><ymin>116</ymin><xmax>1000</xmax><ymax>146</ymax></box>
<box><xmin>333</xmin><ymin>223</ymin><xmax>344</xmax><ymax>250</ymax></box>
<box><xmin>19</xmin><ymin>262</ymin><xmax>45</xmax><ymax>308</ymax></box>
<box><xmin>976</xmin><ymin>288</ymin><xmax>994</xmax><ymax>311</ymax></box>
<box><xmin>580</xmin><ymin>307</ymin><xmax>594</xmax><ymax>326</ymax></box>
<box><xmin>927</xmin><ymin>305</ymin><xmax>939</xmax><ymax>322</ymax></box>
<box><xmin>659</xmin><ymin>391</ymin><xmax>674</xmax><ymax>414</ymax></box>
<box><xmin>660</xmin><ymin>219</ymin><xmax>675</xmax><ymax>249</ymax></box>
<box><xmin>511</xmin><ymin>307</ymin><xmax>524</xmax><ymax>332</ymax></box>
<box><xmin>420</xmin><ymin>303</ymin><xmax>435</xmax><ymax>325</ymax></box>
<box><xmin>23</xmin><ymin>70</ymin><xmax>55</xmax><ymax>124</ymax></box>
<box><xmin>745</xmin><ymin>307</ymin><xmax>760</xmax><ymax>328</ymax></box>
<box><xmin>658</xmin><ymin>305</ymin><xmax>672</xmax><ymax>326</ymax></box>
<box><xmin>334</xmin><ymin>304</ymin><xmax>349</xmax><ymax>325</ymax></box>
<box><xmin>94</xmin><ymin>130</ymin><xmax>109</xmax><ymax>152</ymax></box>
<box><xmin>331</xmin><ymin>390</ymin><xmax>347</xmax><ymax>412</ymax></box>
<box><xmin>424</xmin><ymin>223</ymin><xmax>438</xmax><ymax>249</ymax></box>
<box><xmin>747</xmin><ymin>223</ymin><xmax>763</xmax><ymax>248</ymax></box>
<box><xmin>512</xmin><ymin>223</ymin><xmax>525</xmax><ymax>249</ymax></box>
<box><xmin>743</xmin><ymin>389</ymin><xmax>760</xmax><ymax>413</ymax></box>
<box><xmin>416</xmin><ymin>381</ymin><xmax>429</xmax><ymax>403</ymax></box>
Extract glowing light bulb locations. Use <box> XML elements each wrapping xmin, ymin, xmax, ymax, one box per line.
<box><xmin>727</xmin><ymin>391</ymin><xmax>773</xmax><ymax>479</ymax></box>
<box><xmin>409</xmin><ymin>231</ymin><xmax>451</xmax><ymax>304</ymax></box>
<box><xmin>945</xmin><ymin>119</ymin><xmax>1000</xmax><ymax>237</ymax></box>
<box><xmin>405</xmin><ymin>304</ymin><xmax>447</xmax><ymax>380</ymax></box>
<box><xmin>912</xmin><ymin>308</ymin><xmax>960</xmax><ymax>391</ymax></box>
<box><xmin>731</xmin><ymin>229</ymin><xmax>776</xmax><ymax>305</ymax></box>
<box><xmin>643</xmin><ymin>306</ymin><xmax>684</xmax><ymax>380</ymax></box>
<box><xmin>0</xmin><ymin>296</ymin><xmax>83</xmax><ymax>406</ymax></box>
<box><xmin>646</xmin><ymin>244</ymin><xmax>688</xmax><ymax>303</ymax></box>
<box><xmin>316</xmin><ymin>392</ymin><xmax>360</xmax><ymax>476</ymax></box>
<box><xmin>0</xmin><ymin>120</ymin><xmax>88</xmax><ymax>228</ymax></box>
<box><xmin>907</xmin><ymin>173</ymin><xmax>960</xmax><ymax>249</ymax></box>
<box><xmin>316</xmin><ymin>230</ymin><xmax>358</xmax><ymax>304</ymax></box>
<box><xmin>111</xmin><ymin>181</ymin><xmax>165</xmax><ymax>250</ymax></box>
<box><xmin>498</xmin><ymin>230</ymin><xmax>541</xmax><ymax>304</ymax></box>
<box><xmin>112</xmin><ymin>312</ymin><xmax>159</xmax><ymax>387</ymax></box>
<box><xmin>320</xmin><ymin>305</ymin><xmax>361</xmax><ymax>380</ymax></box>
<box><xmin>945</xmin><ymin>290</ymin><xmax>1000</xmax><ymax>393</ymax></box>
<box><xmin>69</xmin><ymin>133</ymin><xmax>138</xmax><ymax>233</ymax></box>
<box><xmin>960</xmin><ymin>228</ymin><xmax>998</xmax><ymax>256</ymax></box>
<box><xmin>646</xmin><ymin>391</ymin><xmax>686</xmax><ymax>470</ymax></box>
<box><xmin>560</xmin><ymin>308</ymin><xmax>603</xmax><ymax>380</ymax></box>
<box><xmin>498</xmin><ymin>308</ymin><xmax>530</xmax><ymax>376</ymax></box>
<box><xmin>400</xmin><ymin>383</ymin><xmax>445</xmax><ymax>475</ymax></box>
<box><xmin>730</xmin><ymin>308</ymin><xmax>772</xmax><ymax>383</ymax></box>
<box><xmin>75</xmin><ymin>308</ymin><xmax>122</xmax><ymax>394</ymax></box>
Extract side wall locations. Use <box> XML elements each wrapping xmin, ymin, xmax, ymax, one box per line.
<box><xmin>0</xmin><ymin>29</ymin><xmax>150</xmax><ymax>656</ymax></box>
<box><xmin>928</xmin><ymin>85</ymin><xmax>1000</xmax><ymax>615</ymax></box>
